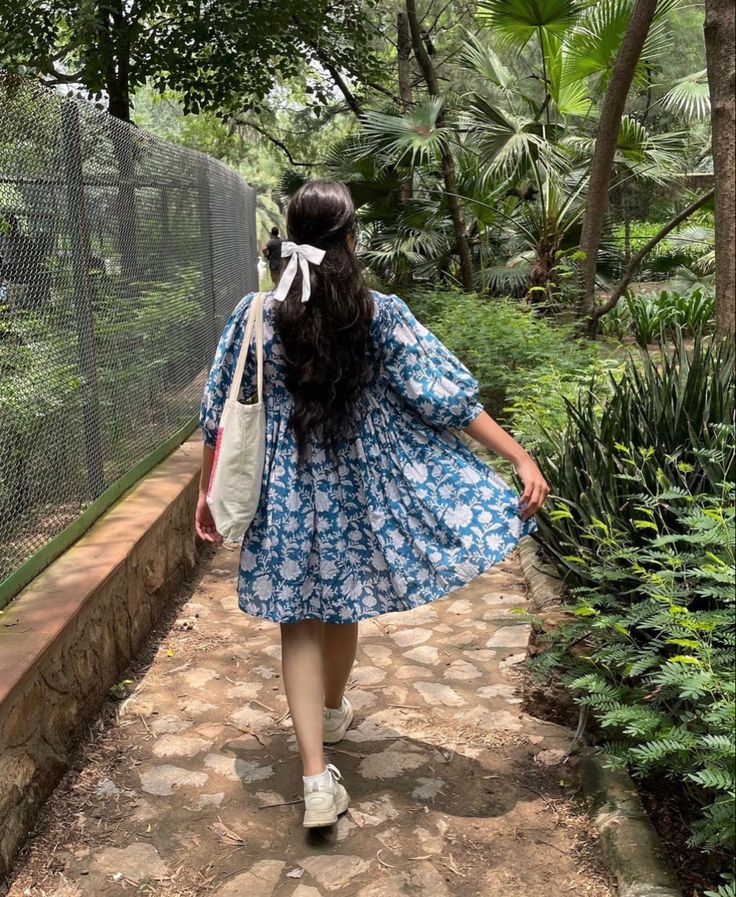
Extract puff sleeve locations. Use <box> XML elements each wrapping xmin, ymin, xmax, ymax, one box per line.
<box><xmin>199</xmin><ymin>292</ymin><xmax>257</xmax><ymax>447</ymax></box>
<box><xmin>379</xmin><ymin>294</ymin><xmax>484</xmax><ymax>430</ymax></box>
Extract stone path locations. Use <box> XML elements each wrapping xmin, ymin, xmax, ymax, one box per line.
<box><xmin>6</xmin><ymin>544</ymin><xmax>612</xmax><ymax>897</ymax></box>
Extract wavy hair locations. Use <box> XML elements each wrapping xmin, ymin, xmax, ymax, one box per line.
<box><xmin>275</xmin><ymin>180</ymin><xmax>374</xmax><ymax>454</ymax></box>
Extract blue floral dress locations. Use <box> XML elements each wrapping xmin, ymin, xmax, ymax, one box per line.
<box><xmin>200</xmin><ymin>290</ymin><xmax>537</xmax><ymax>623</ymax></box>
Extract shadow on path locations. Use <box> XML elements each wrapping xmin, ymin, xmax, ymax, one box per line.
<box><xmin>6</xmin><ymin>544</ymin><xmax>613</xmax><ymax>897</ymax></box>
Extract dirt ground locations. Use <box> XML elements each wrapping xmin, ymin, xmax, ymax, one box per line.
<box><xmin>4</xmin><ymin>544</ymin><xmax>614</xmax><ymax>897</ymax></box>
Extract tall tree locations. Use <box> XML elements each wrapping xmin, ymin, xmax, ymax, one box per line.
<box><xmin>704</xmin><ymin>0</ymin><xmax>735</xmax><ymax>337</ymax></box>
<box><xmin>577</xmin><ymin>0</ymin><xmax>659</xmax><ymax>335</ymax></box>
<box><xmin>0</xmin><ymin>0</ymin><xmax>377</xmax><ymax>122</ymax></box>
<box><xmin>404</xmin><ymin>0</ymin><xmax>474</xmax><ymax>291</ymax></box>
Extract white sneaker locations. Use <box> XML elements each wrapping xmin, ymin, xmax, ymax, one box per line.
<box><xmin>323</xmin><ymin>695</ymin><xmax>354</xmax><ymax>744</ymax></box>
<box><xmin>302</xmin><ymin>763</ymin><xmax>350</xmax><ymax>828</ymax></box>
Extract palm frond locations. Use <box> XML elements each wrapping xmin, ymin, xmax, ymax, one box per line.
<box><xmin>562</xmin><ymin>0</ymin><xmax>631</xmax><ymax>85</ymax></box>
<box><xmin>459</xmin><ymin>30</ymin><xmax>517</xmax><ymax>96</ymax></box>
<box><xmin>359</xmin><ymin>98</ymin><xmax>452</xmax><ymax>167</ymax></box>
<box><xmin>613</xmin><ymin>116</ymin><xmax>685</xmax><ymax>183</ymax></box>
<box><xmin>465</xmin><ymin>96</ymin><xmax>568</xmax><ymax>179</ymax></box>
<box><xmin>544</xmin><ymin>34</ymin><xmax>594</xmax><ymax>116</ymax></box>
<box><xmin>482</xmin><ymin>262</ymin><xmax>533</xmax><ymax>294</ymax></box>
<box><xmin>562</xmin><ymin>0</ymin><xmax>682</xmax><ymax>93</ymax></box>
<box><xmin>477</xmin><ymin>0</ymin><xmax>590</xmax><ymax>48</ymax></box>
<box><xmin>660</xmin><ymin>70</ymin><xmax>711</xmax><ymax>122</ymax></box>
<box><xmin>276</xmin><ymin>169</ymin><xmax>308</xmax><ymax>200</ymax></box>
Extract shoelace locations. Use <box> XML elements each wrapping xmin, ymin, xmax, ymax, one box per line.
<box><xmin>326</xmin><ymin>762</ymin><xmax>342</xmax><ymax>782</ymax></box>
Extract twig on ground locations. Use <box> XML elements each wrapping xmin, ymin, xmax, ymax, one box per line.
<box><xmin>257</xmin><ymin>798</ymin><xmax>303</xmax><ymax>809</ymax></box>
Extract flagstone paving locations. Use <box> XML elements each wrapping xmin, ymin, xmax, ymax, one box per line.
<box><xmin>6</xmin><ymin>545</ymin><xmax>613</xmax><ymax>897</ymax></box>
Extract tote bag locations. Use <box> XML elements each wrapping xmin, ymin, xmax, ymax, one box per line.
<box><xmin>206</xmin><ymin>292</ymin><xmax>266</xmax><ymax>543</ymax></box>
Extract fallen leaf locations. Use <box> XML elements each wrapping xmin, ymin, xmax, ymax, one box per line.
<box><xmin>286</xmin><ymin>868</ymin><xmax>304</xmax><ymax>879</ymax></box>
<box><xmin>209</xmin><ymin>818</ymin><xmax>246</xmax><ymax>846</ymax></box>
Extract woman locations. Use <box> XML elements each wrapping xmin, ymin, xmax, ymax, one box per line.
<box><xmin>196</xmin><ymin>180</ymin><xmax>548</xmax><ymax>828</ymax></box>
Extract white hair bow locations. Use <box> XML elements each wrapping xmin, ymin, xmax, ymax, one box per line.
<box><xmin>272</xmin><ymin>241</ymin><xmax>326</xmax><ymax>304</ymax></box>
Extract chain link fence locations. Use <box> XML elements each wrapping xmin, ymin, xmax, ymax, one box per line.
<box><xmin>0</xmin><ymin>71</ymin><xmax>259</xmax><ymax>604</ymax></box>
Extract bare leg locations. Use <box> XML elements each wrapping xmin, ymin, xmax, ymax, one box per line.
<box><xmin>280</xmin><ymin>620</ymin><xmax>326</xmax><ymax>776</ymax></box>
<box><xmin>323</xmin><ymin>622</ymin><xmax>359</xmax><ymax>709</ymax></box>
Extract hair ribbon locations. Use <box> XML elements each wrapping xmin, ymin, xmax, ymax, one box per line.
<box><xmin>272</xmin><ymin>242</ymin><xmax>326</xmax><ymax>304</ymax></box>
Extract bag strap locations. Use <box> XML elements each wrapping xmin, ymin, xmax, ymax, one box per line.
<box><xmin>227</xmin><ymin>291</ymin><xmax>265</xmax><ymax>404</ymax></box>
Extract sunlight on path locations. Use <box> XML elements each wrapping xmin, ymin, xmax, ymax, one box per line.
<box><xmin>7</xmin><ymin>547</ymin><xmax>613</xmax><ymax>897</ymax></box>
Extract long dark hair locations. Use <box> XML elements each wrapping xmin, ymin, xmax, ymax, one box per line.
<box><xmin>275</xmin><ymin>180</ymin><xmax>374</xmax><ymax>453</ymax></box>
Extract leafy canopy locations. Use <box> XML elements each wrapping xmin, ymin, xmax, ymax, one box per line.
<box><xmin>0</xmin><ymin>0</ymin><xmax>378</xmax><ymax>116</ymax></box>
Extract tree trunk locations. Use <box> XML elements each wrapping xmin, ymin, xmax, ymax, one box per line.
<box><xmin>107</xmin><ymin>79</ymin><xmax>131</xmax><ymax>121</ymax></box>
<box><xmin>704</xmin><ymin>0</ymin><xmax>735</xmax><ymax>337</ymax></box>
<box><xmin>404</xmin><ymin>0</ymin><xmax>474</xmax><ymax>292</ymax></box>
<box><xmin>396</xmin><ymin>12</ymin><xmax>414</xmax><ymax>284</ymax></box>
<box><xmin>578</xmin><ymin>0</ymin><xmax>658</xmax><ymax>335</ymax></box>
<box><xmin>397</xmin><ymin>12</ymin><xmax>414</xmax><ymax>207</ymax></box>
<box><xmin>397</xmin><ymin>12</ymin><xmax>413</xmax><ymax>111</ymax></box>
<box><xmin>530</xmin><ymin>235</ymin><xmax>560</xmax><ymax>308</ymax></box>
<box><xmin>98</xmin><ymin>0</ymin><xmax>132</xmax><ymax>121</ymax></box>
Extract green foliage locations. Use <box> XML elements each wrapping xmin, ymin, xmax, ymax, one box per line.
<box><xmin>661</xmin><ymin>69</ymin><xmax>711</xmax><ymax>121</ymax></box>
<box><xmin>404</xmin><ymin>288</ymin><xmax>600</xmax><ymax>420</ymax></box>
<box><xmin>705</xmin><ymin>876</ymin><xmax>736</xmax><ymax>897</ymax></box>
<box><xmin>625</xmin><ymin>288</ymin><xmax>715</xmax><ymax>346</ymax></box>
<box><xmin>328</xmin><ymin>0</ymin><xmax>698</xmax><ymax>296</ymax></box>
<box><xmin>504</xmin><ymin>354</ymin><xmax>624</xmax><ymax>456</ymax></box>
<box><xmin>533</xmin><ymin>328</ymin><xmax>734</xmax><ymax>580</ymax></box>
<box><xmin>530</xmin><ymin>328</ymin><xmax>736</xmax><ymax>870</ymax></box>
<box><xmin>0</xmin><ymin>0</ymin><xmax>378</xmax><ymax>118</ymax></box>
<box><xmin>609</xmin><ymin>218</ymin><xmax>716</xmax><ymax>284</ymax></box>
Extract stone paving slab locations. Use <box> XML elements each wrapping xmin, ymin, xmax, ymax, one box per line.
<box><xmin>5</xmin><ymin>546</ymin><xmax>613</xmax><ymax>897</ymax></box>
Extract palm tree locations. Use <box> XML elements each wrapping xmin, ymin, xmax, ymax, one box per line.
<box><xmin>284</xmin><ymin>0</ymin><xmax>689</xmax><ymax>298</ymax></box>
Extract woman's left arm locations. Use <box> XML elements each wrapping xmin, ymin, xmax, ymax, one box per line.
<box><xmin>464</xmin><ymin>410</ymin><xmax>549</xmax><ymax>521</ymax></box>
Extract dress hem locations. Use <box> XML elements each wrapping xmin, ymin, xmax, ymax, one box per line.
<box><xmin>236</xmin><ymin>527</ymin><xmax>537</xmax><ymax>624</ymax></box>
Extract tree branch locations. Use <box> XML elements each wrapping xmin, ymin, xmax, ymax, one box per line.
<box><xmin>313</xmin><ymin>56</ymin><xmax>363</xmax><ymax>117</ymax></box>
<box><xmin>240</xmin><ymin>119</ymin><xmax>315</xmax><ymax>168</ymax></box>
<box><xmin>593</xmin><ymin>189</ymin><xmax>715</xmax><ymax>318</ymax></box>
<box><xmin>39</xmin><ymin>62</ymin><xmax>86</xmax><ymax>83</ymax></box>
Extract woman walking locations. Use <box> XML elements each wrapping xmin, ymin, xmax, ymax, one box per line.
<box><xmin>196</xmin><ymin>180</ymin><xmax>547</xmax><ymax>828</ymax></box>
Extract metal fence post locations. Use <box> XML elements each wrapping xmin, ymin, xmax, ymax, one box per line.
<box><xmin>60</xmin><ymin>102</ymin><xmax>105</xmax><ymax>499</ymax></box>
<box><xmin>160</xmin><ymin>183</ymin><xmax>171</xmax><ymax>273</ymax></box>
<box><xmin>243</xmin><ymin>185</ymin><xmax>253</xmax><ymax>295</ymax></box>
<box><xmin>197</xmin><ymin>158</ymin><xmax>217</xmax><ymax>340</ymax></box>
<box><xmin>247</xmin><ymin>186</ymin><xmax>259</xmax><ymax>292</ymax></box>
<box><xmin>111</xmin><ymin>123</ymin><xmax>138</xmax><ymax>280</ymax></box>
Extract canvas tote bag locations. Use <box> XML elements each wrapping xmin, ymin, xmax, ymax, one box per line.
<box><xmin>206</xmin><ymin>291</ymin><xmax>266</xmax><ymax>543</ymax></box>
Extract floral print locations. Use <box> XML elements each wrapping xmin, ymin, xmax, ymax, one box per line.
<box><xmin>200</xmin><ymin>290</ymin><xmax>538</xmax><ymax>623</ymax></box>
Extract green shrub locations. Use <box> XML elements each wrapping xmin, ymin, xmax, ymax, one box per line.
<box><xmin>599</xmin><ymin>300</ymin><xmax>632</xmax><ymax>341</ymax></box>
<box><xmin>626</xmin><ymin>288</ymin><xmax>715</xmax><ymax>346</ymax></box>
<box><xmin>667</xmin><ymin>287</ymin><xmax>716</xmax><ymax>335</ymax></box>
<box><xmin>530</xmin><ymin>328</ymin><xmax>736</xmax><ymax>870</ymax></box>
<box><xmin>405</xmin><ymin>287</ymin><xmax>599</xmax><ymax>420</ymax></box>
<box><xmin>533</xmin><ymin>329</ymin><xmax>734</xmax><ymax>582</ymax></box>
<box><xmin>503</xmin><ymin>356</ymin><xmax>624</xmax><ymax>457</ymax></box>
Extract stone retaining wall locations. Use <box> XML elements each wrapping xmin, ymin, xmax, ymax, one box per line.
<box><xmin>0</xmin><ymin>436</ymin><xmax>203</xmax><ymax>879</ymax></box>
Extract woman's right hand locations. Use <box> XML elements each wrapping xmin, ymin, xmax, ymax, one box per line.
<box><xmin>195</xmin><ymin>493</ymin><xmax>223</xmax><ymax>543</ymax></box>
